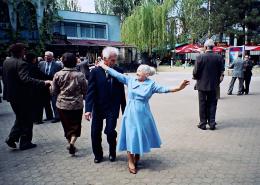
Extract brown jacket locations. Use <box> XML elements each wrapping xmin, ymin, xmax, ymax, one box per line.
<box><xmin>51</xmin><ymin>67</ymin><xmax>87</xmax><ymax>110</ymax></box>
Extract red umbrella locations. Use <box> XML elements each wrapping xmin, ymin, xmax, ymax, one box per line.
<box><xmin>252</xmin><ymin>46</ymin><xmax>260</xmax><ymax>51</ymax></box>
<box><xmin>213</xmin><ymin>46</ymin><xmax>226</xmax><ymax>53</ymax></box>
<box><xmin>176</xmin><ymin>44</ymin><xmax>200</xmax><ymax>54</ymax></box>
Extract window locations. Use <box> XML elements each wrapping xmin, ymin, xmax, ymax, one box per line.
<box><xmin>64</xmin><ymin>22</ymin><xmax>77</xmax><ymax>37</ymax></box>
<box><xmin>81</xmin><ymin>24</ymin><xmax>93</xmax><ymax>38</ymax></box>
<box><xmin>95</xmin><ymin>25</ymin><xmax>106</xmax><ymax>39</ymax></box>
<box><xmin>52</xmin><ymin>22</ymin><xmax>61</xmax><ymax>33</ymax></box>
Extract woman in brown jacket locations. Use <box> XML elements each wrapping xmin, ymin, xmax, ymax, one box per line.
<box><xmin>51</xmin><ymin>53</ymin><xmax>87</xmax><ymax>155</ymax></box>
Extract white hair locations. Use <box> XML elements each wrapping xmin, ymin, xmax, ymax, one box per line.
<box><xmin>45</xmin><ymin>51</ymin><xmax>54</xmax><ymax>57</ymax></box>
<box><xmin>204</xmin><ymin>39</ymin><xmax>215</xmax><ymax>47</ymax></box>
<box><xmin>102</xmin><ymin>47</ymin><xmax>119</xmax><ymax>59</ymax></box>
<box><xmin>137</xmin><ymin>64</ymin><xmax>156</xmax><ymax>76</ymax></box>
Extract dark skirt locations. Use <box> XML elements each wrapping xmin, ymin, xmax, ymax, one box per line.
<box><xmin>57</xmin><ymin>108</ymin><xmax>83</xmax><ymax>140</ymax></box>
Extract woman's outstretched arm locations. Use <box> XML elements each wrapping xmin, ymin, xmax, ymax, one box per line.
<box><xmin>99</xmin><ymin>62</ymin><xmax>129</xmax><ymax>85</ymax></box>
<box><xmin>152</xmin><ymin>80</ymin><xmax>190</xmax><ymax>94</ymax></box>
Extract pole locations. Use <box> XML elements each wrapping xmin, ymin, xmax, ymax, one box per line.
<box><xmin>208</xmin><ymin>0</ymin><xmax>211</xmax><ymax>37</ymax></box>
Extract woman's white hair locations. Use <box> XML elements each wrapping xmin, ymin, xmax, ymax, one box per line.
<box><xmin>102</xmin><ymin>47</ymin><xmax>119</xmax><ymax>59</ymax></box>
<box><xmin>137</xmin><ymin>64</ymin><xmax>156</xmax><ymax>76</ymax></box>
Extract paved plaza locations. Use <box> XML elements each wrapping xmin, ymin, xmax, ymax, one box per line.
<box><xmin>0</xmin><ymin>72</ymin><xmax>260</xmax><ymax>185</ymax></box>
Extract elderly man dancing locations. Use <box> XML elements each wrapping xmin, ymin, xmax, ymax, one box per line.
<box><xmin>85</xmin><ymin>47</ymin><xmax>126</xmax><ymax>163</ymax></box>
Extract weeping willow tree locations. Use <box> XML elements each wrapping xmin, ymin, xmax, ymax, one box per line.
<box><xmin>121</xmin><ymin>0</ymin><xmax>176</xmax><ymax>55</ymax></box>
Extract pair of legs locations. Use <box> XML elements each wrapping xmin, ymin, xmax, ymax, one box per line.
<box><xmin>228</xmin><ymin>77</ymin><xmax>244</xmax><ymax>95</ymax></box>
<box><xmin>198</xmin><ymin>90</ymin><xmax>218</xmax><ymax>130</ymax></box>
<box><xmin>242</xmin><ymin>74</ymin><xmax>252</xmax><ymax>94</ymax></box>
<box><xmin>6</xmin><ymin>100</ymin><xmax>36</xmax><ymax>150</ymax></box>
<box><xmin>127</xmin><ymin>151</ymin><xmax>140</xmax><ymax>174</ymax></box>
<box><xmin>91</xmin><ymin>111</ymin><xmax>117</xmax><ymax>162</ymax></box>
<box><xmin>58</xmin><ymin>109</ymin><xmax>83</xmax><ymax>155</ymax></box>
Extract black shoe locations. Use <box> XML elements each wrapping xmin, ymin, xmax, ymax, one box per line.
<box><xmin>5</xmin><ymin>138</ymin><xmax>17</xmax><ymax>149</ymax></box>
<box><xmin>209</xmin><ymin>125</ymin><xmax>216</xmax><ymax>130</ymax></box>
<box><xmin>43</xmin><ymin>118</ymin><xmax>53</xmax><ymax>121</ymax></box>
<box><xmin>51</xmin><ymin>119</ymin><xmax>60</xmax><ymax>123</ymax></box>
<box><xmin>227</xmin><ymin>92</ymin><xmax>232</xmax><ymax>95</ymax></box>
<box><xmin>237</xmin><ymin>93</ymin><xmax>243</xmax><ymax>96</ymax></box>
<box><xmin>69</xmin><ymin>144</ymin><xmax>76</xmax><ymax>155</ymax></box>
<box><xmin>94</xmin><ymin>156</ymin><xmax>103</xmax><ymax>163</ymax></box>
<box><xmin>197</xmin><ymin>125</ymin><xmax>206</xmax><ymax>130</ymax></box>
<box><xmin>34</xmin><ymin>121</ymin><xmax>44</xmax><ymax>125</ymax></box>
<box><xmin>20</xmin><ymin>143</ymin><xmax>37</xmax><ymax>150</ymax></box>
<box><xmin>245</xmin><ymin>92</ymin><xmax>248</xmax><ymax>95</ymax></box>
<box><xmin>109</xmin><ymin>153</ymin><xmax>116</xmax><ymax>162</ymax></box>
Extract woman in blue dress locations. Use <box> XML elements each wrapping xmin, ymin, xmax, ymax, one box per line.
<box><xmin>99</xmin><ymin>63</ymin><xmax>189</xmax><ymax>174</ymax></box>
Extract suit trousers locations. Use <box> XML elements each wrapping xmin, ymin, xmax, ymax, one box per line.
<box><xmin>51</xmin><ymin>95</ymin><xmax>60</xmax><ymax>120</ymax></box>
<box><xmin>91</xmin><ymin>111</ymin><xmax>117</xmax><ymax>158</ymax></box>
<box><xmin>228</xmin><ymin>77</ymin><xmax>243</xmax><ymax>94</ymax></box>
<box><xmin>8</xmin><ymin>100</ymin><xmax>34</xmax><ymax>144</ymax></box>
<box><xmin>198</xmin><ymin>90</ymin><xmax>218</xmax><ymax>127</ymax></box>
<box><xmin>243</xmin><ymin>74</ymin><xmax>252</xmax><ymax>94</ymax></box>
<box><xmin>42</xmin><ymin>91</ymin><xmax>53</xmax><ymax>120</ymax></box>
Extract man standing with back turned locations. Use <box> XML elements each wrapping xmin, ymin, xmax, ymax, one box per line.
<box><xmin>85</xmin><ymin>47</ymin><xmax>126</xmax><ymax>163</ymax></box>
<box><xmin>193</xmin><ymin>39</ymin><xmax>223</xmax><ymax>130</ymax></box>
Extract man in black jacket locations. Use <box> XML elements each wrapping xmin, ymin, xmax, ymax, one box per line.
<box><xmin>3</xmin><ymin>43</ymin><xmax>51</xmax><ymax>150</ymax></box>
<box><xmin>193</xmin><ymin>39</ymin><xmax>223</xmax><ymax>130</ymax></box>
<box><xmin>85</xmin><ymin>47</ymin><xmax>126</xmax><ymax>163</ymax></box>
<box><xmin>242</xmin><ymin>55</ymin><xmax>253</xmax><ymax>95</ymax></box>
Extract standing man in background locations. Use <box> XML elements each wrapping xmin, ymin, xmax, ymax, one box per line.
<box><xmin>39</xmin><ymin>51</ymin><xmax>62</xmax><ymax>123</ymax></box>
<box><xmin>227</xmin><ymin>53</ymin><xmax>244</xmax><ymax>96</ymax></box>
<box><xmin>193</xmin><ymin>39</ymin><xmax>223</xmax><ymax>130</ymax></box>
<box><xmin>243</xmin><ymin>55</ymin><xmax>253</xmax><ymax>95</ymax></box>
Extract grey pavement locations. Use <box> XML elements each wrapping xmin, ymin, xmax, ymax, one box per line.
<box><xmin>0</xmin><ymin>72</ymin><xmax>260</xmax><ymax>185</ymax></box>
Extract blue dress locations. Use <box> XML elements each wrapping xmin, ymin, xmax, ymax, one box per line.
<box><xmin>107</xmin><ymin>68</ymin><xmax>170</xmax><ymax>155</ymax></box>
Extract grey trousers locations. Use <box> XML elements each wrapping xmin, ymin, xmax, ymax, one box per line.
<box><xmin>228</xmin><ymin>77</ymin><xmax>243</xmax><ymax>94</ymax></box>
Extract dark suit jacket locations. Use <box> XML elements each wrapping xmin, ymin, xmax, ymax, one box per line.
<box><xmin>244</xmin><ymin>60</ymin><xmax>253</xmax><ymax>76</ymax></box>
<box><xmin>39</xmin><ymin>60</ymin><xmax>62</xmax><ymax>80</ymax></box>
<box><xmin>2</xmin><ymin>57</ymin><xmax>45</xmax><ymax>102</ymax></box>
<box><xmin>85</xmin><ymin>66</ymin><xmax>126</xmax><ymax>118</ymax></box>
<box><xmin>193</xmin><ymin>51</ymin><xmax>223</xmax><ymax>91</ymax></box>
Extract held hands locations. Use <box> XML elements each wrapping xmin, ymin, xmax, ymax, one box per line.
<box><xmin>84</xmin><ymin>112</ymin><xmax>92</xmax><ymax>121</ymax></box>
<box><xmin>44</xmin><ymin>80</ymin><xmax>52</xmax><ymax>86</ymax></box>
<box><xmin>178</xmin><ymin>80</ymin><xmax>190</xmax><ymax>90</ymax></box>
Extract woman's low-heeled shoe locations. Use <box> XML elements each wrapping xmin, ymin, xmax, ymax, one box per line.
<box><xmin>128</xmin><ymin>163</ymin><xmax>137</xmax><ymax>174</ymax></box>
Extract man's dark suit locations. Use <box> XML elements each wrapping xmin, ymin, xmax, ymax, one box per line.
<box><xmin>193</xmin><ymin>51</ymin><xmax>223</xmax><ymax>129</ymax></box>
<box><xmin>243</xmin><ymin>60</ymin><xmax>253</xmax><ymax>94</ymax></box>
<box><xmin>3</xmin><ymin>57</ymin><xmax>45</xmax><ymax>145</ymax></box>
<box><xmin>85</xmin><ymin>66</ymin><xmax>126</xmax><ymax>159</ymax></box>
<box><xmin>39</xmin><ymin>60</ymin><xmax>62</xmax><ymax>120</ymax></box>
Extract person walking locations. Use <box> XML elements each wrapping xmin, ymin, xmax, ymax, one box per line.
<box><xmin>51</xmin><ymin>53</ymin><xmax>87</xmax><ymax>155</ymax></box>
<box><xmin>242</xmin><ymin>55</ymin><xmax>253</xmax><ymax>95</ymax></box>
<box><xmin>3</xmin><ymin>43</ymin><xmax>51</xmax><ymax>150</ymax></box>
<box><xmin>98</xmin><ymin>62</ymin><xmax>189</xmax><ymax>174</ymax></box>
<box><xmin>85</xmin><ymin>47</ymin><xmax>126</xmax><ymax>163</ymax></box>
<box><xmin>25</xmin><ymin>53</ymin><xmax>47</xmax><ymax>124</ymax></box>
<box><xmin>39</xmin><ymin>51</ymin><xmax>62</xmax><ymax>123</ymax></box>
<box><xmin>193</xmin><ymin>39</ymin><xmax>223</xmax><ymax>130</ymax></box>
<box><xmin>227</xmin><ymin>53</ymin><xmax>244</xmax><ymax>95</ymax></box>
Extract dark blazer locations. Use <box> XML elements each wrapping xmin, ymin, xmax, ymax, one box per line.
<box><xmin>39</xmin><ymin>60</ymin><xmax>62</xmax><ymax>80</ymax></box>
<box><xmin>85</xmin><ymin>66</ymin><xmax>126</xmax><ymax>118</ymax></box>
<box><xmin>3</xmin><ymin>57</ymin><xmax>45</xmax><ymax>102</ymax></box>
<box><xmin>193</xmin><ymin>51</ymin><xmax>223</xmax><ymax>91</ymax></box>
<box><xmin>244</xmin><ymin>60</ymin><xmax>253</xmax><ymax>76</ymax></box>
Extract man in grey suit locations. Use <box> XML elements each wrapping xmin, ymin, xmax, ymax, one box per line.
<box><xmin>39</xmin><ymin>51</ymin><xmax>62</xmax><ymax>123</ymax></box>
<box><xmin>193</xmin><ymin>39</ymin><xmax>223</xmax><ymax>130</ymax></box>
<box><xmin>227</xmin><ymin>53</ymin><xmax>244</xmax><ymax>95</ymax></box>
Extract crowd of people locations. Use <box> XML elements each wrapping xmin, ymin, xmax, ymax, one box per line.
<box><xmin>0</xmin><ymin>39</ymin><xmax>254</xmax><ymax>174</ymax></box>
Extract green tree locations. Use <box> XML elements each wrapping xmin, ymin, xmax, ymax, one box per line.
<box><xmin>121</xmin><ymin>0</ymin><xmax>176</xmax><ymax>55</ymax></box>
<box><xmin>57</xmin><ymin>0</ymin><xmax>81</xmax><ymax>11</ymax></box>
